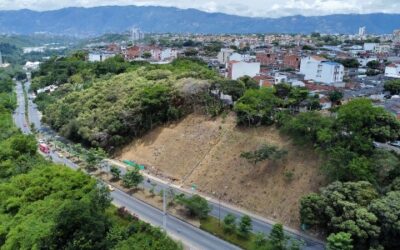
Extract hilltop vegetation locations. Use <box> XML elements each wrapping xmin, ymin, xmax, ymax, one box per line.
<box><xmin>0</xmin><ymin>69</ymin><xmax>181</xmax><ymax>249</ymax></box>
<box><xmin>34</xmin><ymin>56</ymin><xmax>222</xmax><ymax>149</ymax></box>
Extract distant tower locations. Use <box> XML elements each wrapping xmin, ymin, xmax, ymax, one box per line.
<box><xmin>358</xmin><ymin>26</ymin><xmax>366</xmax><ymax>37</ymax></box>
<box><xmin>0</xmin><ymin>50</ymin><xmax>3</xmax><ymax>65</ymax></box>
<box><xmin>130</xmin><ymin>27</ymin><xmax>144</xmax><ymax>44</ymax></box>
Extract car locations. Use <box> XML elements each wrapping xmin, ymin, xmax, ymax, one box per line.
<box><xmin>389</xmin><ymin>141</ymin><xmax>400</xmax><ymax>148</ymax></box>
<box><xmin>39</xmin><ymin>139</ymin><xmax>45</xmax><ymax>143</ymax></box>
<box><xmin>108</xmin><ymin>184</ymin><xmax>115</xmax><ymax>191</ymax></box>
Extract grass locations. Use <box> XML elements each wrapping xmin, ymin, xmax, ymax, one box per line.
<box><xmin>200</xmin><ymin>216</ymin><xmax>256</xmax><ymax>250</ymax></box>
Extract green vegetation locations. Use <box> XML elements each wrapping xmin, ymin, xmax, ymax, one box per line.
<box><xmin>33</xmin><ymin>56</ymin><xmax>222</xmax><ymax>150</ymax></box>
<box><xmin>122</xmin><ymin>168</ymin><xmax>144</xmax><ymax>189</ymax></box>
<box><xmin>384</xmin><ymin>79</ymin><xmax>400</xmax><ymax>95</ymax></box>
<box><xmin>201</xmin><ymin>217</ymin><xmax>301</xmax><ymax>250</ymax></box>
<box><xmin>334</xmin><ymin>58</ymin><xmax>360</xmax><ymax>68</ymax></box>
<box><xmin>240</xmin><ymin>144</ymin><xmax>287</xmax><ymax>166</ymax></box>
<box><xmin>176</xmin><ymin>194</ymin><xmax>211</xmax><ymax>219</ymax></box>
<box><xmin>0</xmin><ymin>69</ymin><xmax>181</xmax><ymax>250</ymax></box>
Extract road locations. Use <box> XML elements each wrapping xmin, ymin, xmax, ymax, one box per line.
<box><xmin>13</xmin><ymin>80</ymin><xmax>241</xmax><ymax>250</ymax></box>
<box><xmin>108</xmin><ymin>160</ymin><xmax>325</xmax><ymax>250</ymax></box>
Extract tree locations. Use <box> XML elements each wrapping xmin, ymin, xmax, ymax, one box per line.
<box><xmin>328</xmin><ymin>90</ymin><xmax>343</xmax><ymax>105</ymax></box>
<box><xmin>122</xmin><ymin>168</ymin><xmax>143</xmax><ymax>189</ymax></box>
<box><xmin>234</xmin><ymin>88</ymin><xmax>281</xmax><ymax>126</ymax></box>
<box><xmin>327</xmin><ymin>232</ymin><xmax>353</xmax><ymax>250</ymax></box>
<box><xmin>369</xmin><ymin>191</ymin><xmax>400</xmax><ymax>249</ymax></box>
<box><xmin>222</xmin><ymin>213</ymin><xmax>237</xmax><ymax>233</ymax></box>
<box><xmin>299</xmin><ymin>193</ymin><xmax>327</xmax><ymax>227</ymax></box>
<box><xmin>366</xmin><ymin>60</ymin><xmax>380</xmax><ymax>70</ymax></box>
<box><xmin>237</xmin><ymin>215</ymin><xmax>252</xmax><ymax>239</ymax></box>
<box><xmin>240</xmin><ymin>144</ymin><xmax>287</xmax><ymax>166</ymax></box>
<box><xmin>86</xmin><ymin>147</ymin><xmax>107</xmax><ymax>171</ymax></box>
<box><xmin>110</xmin><ymin>165</ymin><xmax>121</xmax><ymax>180</ymax></box>
<box><xmin>384</xmin><ymin>79</ymin><xmax>400</xmax><ymax>95</ymax></box>
<box><xmin>142</xmin><ymin>51</ymin><xmax>152</xmax><ymax>59</ymax></box>
<box><xmin>176</xmin><ymin>194</ymin><xmax>210</xmax><ymax>219</ymax></box>
<box><xmin>268</xmin><ymin>224</ymin><xmax>286</xmax><ymax>250</ymax></box>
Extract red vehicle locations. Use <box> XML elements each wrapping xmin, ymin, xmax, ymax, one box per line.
<box><xmin>39</xmin><ymin>143</ymin><xmax>50</xmax><ymax>154</ymax></box>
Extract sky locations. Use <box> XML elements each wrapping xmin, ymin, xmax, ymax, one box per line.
<box><xmin>0</xmin><ymin>0</ymin><xmax>399</xmax><ymax>18</ymax></box>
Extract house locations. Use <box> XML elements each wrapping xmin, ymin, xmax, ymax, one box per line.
<box><xmin>300</xmin><ymin>56</ymin><xmax>344</xmax><ymax>85</ymax></box>
<box><xmin>283</xmin><ymin>54</ymin><xmax>300</xmax><ymax>70</ymax></box>
<box><xmin>256</xmin><ymin>52</ymin><xmax>279</xmax><ymax>66</ymax></box>
<box><xmin>226</xmin><ymin>61</ymin><xmax>260</xmax><ymax>80</ymax></box>
<box><xmin>385</xmin><ymin>63</ymin><xmax>400</xmax><ymax>78</ymax></box>
<box><xmin>23</xmin><ymin>61</ymin><xmax>40</xmax><ymax>71</ymax></box>
<box><xmin>124</xmin><ymin>46</ymin><xmax>142</xmax><ymax>60</ymax></box>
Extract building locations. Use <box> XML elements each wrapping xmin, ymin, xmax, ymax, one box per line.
<box><xmin>227</xmin><ymin>61</ymin><xmax>260</xmax><ymax>80</ymax></box>
<box><xmin>283</xmin><ymin>54</ymin><xmax>300</xmax><ymax>70</ymax></box>
<box><xmin>88</xmin><ymin>52</ymin><xmax>116</xmax><ymax>62</ymax></box>
<box><xmin>358</xmin><ymin>26</ymin><xmax>366</xmax><ymax>37</ymax></box>
<box><xmin>217</xmin><ymin>48</ymin><xmax>234</xmax><ymax>64</ymax></box>
<box><xmin>393</xmin><ymin>29</ymin><xmax>400</xmax><ymax>44</ymax></box>
<box><xmin>364</xmin><ymin>43</ymin><xmax>377</xmax><ymax>52</ymax></box>
<box><xmin>300</xmin><ymin>56</ymin><xmax>344</xmax><ymax>85</ymax></box>
<box><xmin>256</xmin><ymin>52</ymin><xmax>279</xmax><ymax>66</ymax></box>
<box><xmin>385</xmin><ymin>63</ymin><xmax>400</xmax><ymax>78</ymax></box>
<box><xmin>0</xmin><ymin>50</ymin><xmax>10</xmax><ymax>68</ymax></box>
<box><xmin>131</xmin><ymin>27</ymin><xmax>145</xmax><ymax>43</ymax></box>
<box><xmin>23</xmin><ymin>61</ymin><xmax>40</xmax><ymax>71</ymax></box>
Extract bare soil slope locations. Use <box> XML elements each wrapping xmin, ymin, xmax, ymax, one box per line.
<box><xmin>117</xmin><ymin>113</ymin><xmax>325</xmax><ymax>227</ymax></box>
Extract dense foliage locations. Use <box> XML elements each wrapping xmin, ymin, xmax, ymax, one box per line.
<box><xmin>0</xmin><ymin>73</ymin><xmax>181</xmax><ymax>250</ymax></box>
<box><xmin>34</xmin><ymin>57</ymin><xmax>220</xmax><ymax>150</ymax></box>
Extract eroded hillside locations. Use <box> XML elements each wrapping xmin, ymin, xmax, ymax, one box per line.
<box><xmin>117</xmin><ymin>113</ymin><xmax>326</xmax><ymax>227</ymax></box>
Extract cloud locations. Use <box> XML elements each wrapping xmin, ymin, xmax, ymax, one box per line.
<box><xmin>0</xmin><ymin>0</ymin><xmax>400</xmax><ymax>17</ymax></box>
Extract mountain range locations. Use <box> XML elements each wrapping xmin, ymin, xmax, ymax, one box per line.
<box><xmin>0</xmin><ymin>6</ymin><xmax>399</xmax><ymax>36</ymax></box>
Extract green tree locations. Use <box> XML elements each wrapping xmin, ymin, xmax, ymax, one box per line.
<box><xmin>237</xmin><ymin>215</ymin><xmax>252</xmax><ymax>239</ymax></box>
<box><xmin>222</xmin><ymin>213</ymin><xmax>237</xmax><ymax>233</ymax></box>
<box><xmin>366</xmin><ymin>60</ymin><xmax>380</xmax><ymax>70</ymax></box>
<box><xmin>328</xmin><ymin>90</ymin><xmax>343</xmax><ymax>105</ymax></box>
<box><xmin>234</xmin><ymin>88</ymin><xmax>281</xmax><ymax>126</ymax></box>
<box><xmin>369</xmin><ymin>191</ymin><xmax>400</xmax><ymax>249</ymax></box>
<box><xmin>122</xmin><ymin>168</ymin><xmax>144</xmax><ymax>189</ymax></box>
<box><xmin>327</xmin><ymin>232</ymin><xmax>353</xmax><ymax>250</ymax></box>
<box><xmin>176</xmin><ymin>194</ymin><xmax>210</xmax><ymax>219</ymax></box>
<box><xmin>384</xmin><ymin>79</ymin><xmax>400</xmax><ymax>95</ymax></box>
<box><xmin>268</xmin><ymin>224</ymin><xmax>286</xmax><ymax>250</ymax></box>
<box><xmin>299</xmin><ymin>193</ymin><xmax>327</xmax><ymax>227</ymax></box>
<box><xmin>110</xmin><ymin>165</ymin><xmax>121</xmax><ymax>180</ymax></box>
<box><xmin>142</xmin><ymin>51</ymin><xmax>152</xmax><ymax>59</ymax></box>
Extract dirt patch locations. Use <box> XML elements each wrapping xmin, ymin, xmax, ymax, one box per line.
<box><xmin>117</xmin><ymin>113</ymin><xmax>326</xmax><ymax>227</ymax></box>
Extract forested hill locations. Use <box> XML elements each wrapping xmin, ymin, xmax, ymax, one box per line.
<box><xmin>0</xmin><ymin>6</ymin><xmax>399</xmax><ymax>35</ymax></box>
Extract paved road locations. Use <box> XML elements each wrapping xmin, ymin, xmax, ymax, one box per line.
<box><xmin>14</xmin><ymin>80</ymin><xmax>241</xmax><ymax>250</ymax></box>
<box><xmin>12</xmin><ymin>82</ymin><xmax>30</xmax><ymax>134</ymax></box>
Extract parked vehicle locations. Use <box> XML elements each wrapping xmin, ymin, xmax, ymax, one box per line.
<box><xmin>39</xmin><ymin>143</ymin><xmax>50</xmax><ymax>154</ymax></box>
<box><xmin>389</xmin><ymin>141</ymin><xmax>400</xmax><ymax>148</ymax></box>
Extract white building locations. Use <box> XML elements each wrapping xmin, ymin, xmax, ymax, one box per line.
<box><xmin>300</xmin><ymin>56</ymin><xmax>344</xmax><ymax>85</ymax></box>
<box><xmin>358</xmin><ymin>57</ymin><xmax>378</xmax><ymax>67</ymax></box>
<box><xmin>217</xmin><ymin>48</ymin><xmax>234</xmax><ymax>64</ymax></box>
<box><xmin>385</xmin><ymin>63</ymin><xmax>400</xmax><ymax>78</ymax></box>
<box><xmin>228</xmin><ymin>61</ymin><xmax>260</xmax><ymax>80</ymax></box>
<box><xmin>131</xmin><ymin>28</ymin><xmax>144</xmax><ymax>43</ymax></box>
<box><xmin>364</xmin><ymin>43</ymin><xmax>377</xmax><ymax>52</ymax></box>
<box><xmin>160</xmin><ymin>48</ymin><xmax>178</xmax><ymax>61</ymax></box>
<box><xmin>358</xmin><ymin>26</ymin><xmax>366</xmax><ymax>37</ymax></box>
<box><xmin>88</xmin><ymin>52</ymin><xmax>116</xmax><ymax>62</ymax></box>
<box><xmin>23</xmin><ymin>61</ymin><xmax>40</xmax><ymax>71</ymax></box>
<box><xmin>228</xmin><ymin>52</ymin><xmax>252</xmax><ymax>62</ymax></box>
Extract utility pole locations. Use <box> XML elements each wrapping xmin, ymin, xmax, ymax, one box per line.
<box><xmin>163</xmin><ymin>187</ymin><xmax>167</xmax><ymax>230</ymax></box>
